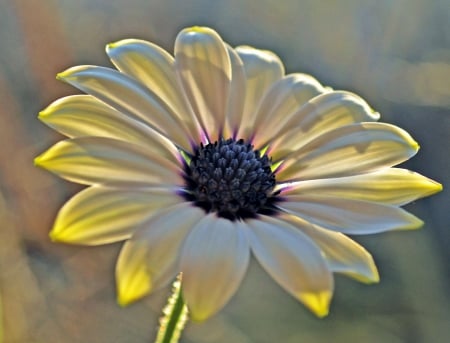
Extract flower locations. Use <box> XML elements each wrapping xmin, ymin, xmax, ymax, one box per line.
<box><xmin>35</xmin><ymin>26</ymin><xmax>442</xmax><ymax>321</ymax></box>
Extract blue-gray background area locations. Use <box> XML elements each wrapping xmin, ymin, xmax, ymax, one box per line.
<box><xmin>0</xmin><ymin>1</ymin><xmax>448</xmax><ymax>342</ymax></box>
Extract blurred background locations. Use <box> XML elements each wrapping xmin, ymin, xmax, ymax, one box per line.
<box><xmin>0</xmin><ymin>0</ymin><xmax>448</xmax><ymax>342</ymax></box>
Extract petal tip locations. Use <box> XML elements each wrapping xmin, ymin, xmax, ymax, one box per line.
<box><xmin>116</xmin><ymin>295</ymin><xmax>133</xmax><ymax>307</ymax></box>
<box><xmin>188</xmin><ymin>307</ymin><xmax>214</xmax><ymax>323</ymax></box>
<box><xmin>183</xmin><ymin>26</ymin><xmax>214</xmax><ymax>35</ymax></box>
<box><xmin>38</xmin><ymin>109</ymin><xmax>50</xmax><ymax>121</ymax></box>
<box><xmin>56</xmin><ymin>66</ymin><xmax>86</xmax><ymax>82</ymax></box>
<box><xmin>434</xmin><ymin>182</ymin><xmax>444</xmax><ymax>193</ymax></box>
<box><xmin>34</xmin><ymin>150</ymin><xmax>52</xmax><ymax>168</ymax></box>
<box><xmin>116</xmin><ymin>285</ymin><xmax>149</xmax><ymax>307</ymax></box>
<box><xmin>401</xmin><ymin>216</ymin><xmax>424</xmax><ymax>231</ymax></box>
<box><xmin>105</xmin><ymin>42</ymin><xmax>116</xmax><ymax>52</ymax></box>
<box><xmin>49</xmin><ymin>229</ymin><xmax>64</xmax><ymax>243</ymax></box>
<box><xmin>33</xmin><ymin>154</ymin><xmax>45</xmax><ymax>167</ymax></box>
<box><xmin>370</xmin><ymin>274</ymin><xmax>380</xmax><ymax>284</ymax></box>
<box><xmin>357</xmin><ymin>269</ymin><xmax>380</xmax><ymax>284</ymax></box>
<box><xmin>56</xmin><ymin>68</ymin><xmax>77</xmax><ymax>82</ymax></box>
<box><xmin>372</xmin><ymin>111</ymin><xmax>381</xmax><ymax>121</ymax></box>
<box><xmin>299</xmin><ymin>290</ymin><xmax>332</xmax><ymax>318</ymax></box>
<box><xmin>56</xmin><ymin>71</ymin><xmax>68</xmax><ymax>81</ymax></box>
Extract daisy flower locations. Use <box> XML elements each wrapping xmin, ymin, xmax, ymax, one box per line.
<box><xmin>35</xmin><ymin>26</ymin><xmax>442</xmax><ymax>321</ymax></box>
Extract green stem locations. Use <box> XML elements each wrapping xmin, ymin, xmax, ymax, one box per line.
<box><xmin>155</xmin><ymin>274</ymin><xmax>188</xmax><ymax>343</ymax></box>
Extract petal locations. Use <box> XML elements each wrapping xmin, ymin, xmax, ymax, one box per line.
<box><xmin>180</xmin><ymin>215</ymin><xmax>250</xmax><ymax>321</ymax></box>
<box><xmin>39</xmin><ymin>95</ymin><xmax>180</xmax><ymax>162</ymax></box>
<box><xmin>106</xmin><ymin>39</ymin><xmax>202</xmax><ymax>142</ymax></box>
<box><xmin>56</xmin><ymin>65</ymin><xmax>193</xmax><ymax>152</ymax></box>
<box><xmin>223</xmin><ymin>45</ymin><xmax>246</xmax><ymax>138</ymax></box>
<box><xmin>281</xmin><ymin>168</ymin><xmax>443</xmax><ymax>206</ymax></box>
<box><xmin>277</xmin><ymin>122</ymin><xmax>419</xmax><ymax>182</ymax></box>
<box><xmin>252</xmin><ymin>73</ymin><xmax>327</xmax><ymax>148</ymax></box>
<box><xmin>245</xmin><ymin>215</ymin><xmax>333</xmax><ymax>317</ymax></box>
<box><xmin>278</xmin><ymin>195</ymin><xmax>423</xmax><ymax>234</ymax></box>
<box><xmin>175</xmin><ymin>27</ymin><xmax>231</xmax><ymax>142</ymax></box>
<box><xmin>49</xmin><ymin>186</ymin><xmax>181</xmax><ymax>245</ymax></box>
<box><xmin>35</xmin><ymin>137</ymin><xmax>182</xmax><ymax>187</ymax></box>
<box><xmin>116</xmin><ymin>203</ymin><xmax>204</xmax><ymax>306</ymax></box>
<box><xmin>116</xmin><ymin>239</ymin><xmax>151</xmax><ymax>306</ymax></box>
<box><xmin>269</xmin><ymin>91</ymin><xmax>380</xmax><ymax>161</ymax></box>
<box><xmin>280</xmin><ymin>214</ymin><xmax>379</xmax><ymax>283</ymax></box>
<box><xmin>235</xmin><ymin>46</ymin><xmax>284</xmax><ymax>141</ymax></box>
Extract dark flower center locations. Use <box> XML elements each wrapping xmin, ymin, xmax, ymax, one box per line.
<box><xmin>182</xmin><ymin>138</ymin><xmax>278</xmax><ymax>220</ymax></box>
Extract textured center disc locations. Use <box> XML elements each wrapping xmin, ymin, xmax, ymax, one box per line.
<box><xmin>183</xmin><ymin>138</ymin><xmax>277</xmax><ymax>220</ymax></box>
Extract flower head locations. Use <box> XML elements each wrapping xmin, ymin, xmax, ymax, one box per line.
<box><xmin>35</xmin><ymin>26</ymin><xmax>442</xmax><ymax>321</ymax></box>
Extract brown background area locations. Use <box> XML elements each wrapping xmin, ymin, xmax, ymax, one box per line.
<box><xmin>0</xmin><ymin>0</ymin><xmax>448</xmax><ymax>342</ymax></box>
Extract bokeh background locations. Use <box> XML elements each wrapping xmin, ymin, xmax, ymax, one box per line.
<box><xmin>0</xmin><ymin>0</ymin><xmax>449</xmax><ymax>342</ymax></box>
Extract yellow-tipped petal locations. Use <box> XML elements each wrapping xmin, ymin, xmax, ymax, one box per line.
<box><xmin>116</xmin><ymin>240</ymin><xmax>152</xmax><ymax>307</ymax></box>
<box><xmin>181</xmin><ymin>216</ymin><xmax>249</xmax><ymax>322</ymax></box>
<box><xmin>278</xmin><ymin>122</ymin><xmax>421</xmax><ymax>182</ymax></box>
<box><xmin>282</xmin><ymin>168</ymin><xmax>443</xmax><ymax>206</ymax></box>
<box><xmin>175</xmin><ymin>26</ymin><xmax>231</xmax><ymax>141</ymax></box>
<box><xmin>235</xmin><ymin>45</ymin><xmax>284</xmax><ymax>141</ymax></box>
<box><xmin>279</xmin><ymin>196</ymin><xmax>424</xmax><ymax>234</ymax></box>
<box><xmin>105</xmin><ymin>38</ymin><xmax>202</xmax><ymax>145</ymax></box>
<box><xmin>34</xmin><ymin>137</ymin><xmax>182</xmax><ymax>187</ymax></box>
<box><xmin>281</xmin><ymin>214</ymin><xmax>380</xmax><ymax>284</ymax></box>
<box><xmin>246</xmin><ymin>216</ymin><xmax>334</xmax><ymax>318</ymax></box>
<box><xmin>55</xmin><ymin>65</ymin><xmax>193</xmax><ymax>151</ymax></box>
<box><xmin>47</xmin><ymin>187</ymin><xmax>180</xmax><ymax>245</ymax></box>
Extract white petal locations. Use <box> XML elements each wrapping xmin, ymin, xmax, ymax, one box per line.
<box><xmin>181</xmin><ymin>215</ymin><xmax>250</xmax><ymax>321</ymax></box>
<box><xmin>269</xmin><ymin>91</ymin><xmax>380</xmax><ymax>161</ymax></box>
<box><xmin>223</xmin><ymin>45</ymin><xmax>246</xmax><ymax>139</ymax></box>
<box><xmin>106</xmin><ymin>39</ymin><xmax>202</xmax><ymax>143</ymax></box>
<box><xmin>56</xmin><ymin>65</ymin><xmax>193</xmax><ymax>152</ymax></box>
<box><xmin>280</xmin><ymin>214</ymin><xmax>379</xmax><ymax>283</ymax></box>
<box><xmin>252</xmin><ymin>73</ymin><xmax>327</xmax><ymax>148</ymax></box>
<box><xmin>281</xmin><ymin>168</ymin><xmax>443</xmax><ymax>206</ymax></box>
<box><xmin>278</xmin><ymin>195</ymin><xmax>423</xmax><ymax>234</ymax></box>
<box><xmin>245</xmin><ymin>215</ymin><xmax>333</xmax><ymax>317</ymax></box>
<box><xmin>50</xmin><ymin>186</ymin><xmax>180</xmax><ymax>245</ymax></box>
<box><xmin>277</xmin><ymin>122</ymin><xmax>419</xmax><ymax>182</ymax></box>
<box><xmin>35</xmin><ymin>137</ymin><xmax>183</xmax><ymax>187</ymax></box>
<box><xmin>235</xmin><ymin>46</ymin><xmax>284</xmax><ymax>141</ymax></box>
<box><xmin>175</xmin><ymin>27</ymin><xmax>231</xmax><ymax>142</ymax></box>
<box><xmin>39</xmin><ymin>95</ymin><xmax>180</xmax><ymax>163</ymax></box>
<box><xmin>116</xmin><ymin>203</ymin><xmax>204</xmax><ymax>306</ymax></box>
